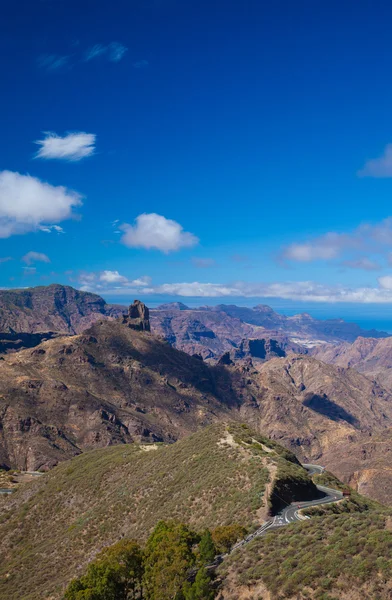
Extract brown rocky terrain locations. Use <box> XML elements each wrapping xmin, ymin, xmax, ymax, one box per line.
<box><xmin>150</xmin><ymin>301</ymin><xmax>390</xmax><ymax>360</ymax></box>
<box><xmin>0</xmin><ymin>301</ymin><xmax>244</xmax><ymax>471</ymax></box>
<box><xmin>0</xmin><ymin>283</ymin><xmax>124</xmax><ymax>334</ymax></box>
<box><xmin>312</xmin><ymin>336</ymin><xmax>392</xmax><ymax>390</ymax></box>
<box><xmin>2</xmin><ymin>304</ymin><xmax>392</xmax><ymax>506</ymax></box>
<box><xmin>205</xmin><ymin>303</ymin><xmax>390</xmax><ymax>342</ymax></box>
<box><xmin>150</xmin><ymin>305</ymin><xmax>307</xmax><ymax>361</ymax></box>
<box><xmin>236</xmin><ymin>354</ymin><xmax>392</xmax><ymax>456</ymax></box>
<box><xmin>1</xmin><ymin>292</ymin><xmax>392</xmax><ymax>505</ymax></box>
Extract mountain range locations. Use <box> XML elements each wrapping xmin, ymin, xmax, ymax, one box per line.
<box><xmin>2</xmin><ymin>284</ymin><xmax>392</xmax><ymax>598</ymax></box>
<box><xmin>1</xmin><ymin>285</ymin><xmax>392</xmax><ymax>507</ymax></box>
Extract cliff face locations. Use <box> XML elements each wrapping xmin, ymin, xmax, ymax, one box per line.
<box><xmin>0</xmin><ymin>284</ymin><xmax>124</xmax><ymax>334</ymax></box>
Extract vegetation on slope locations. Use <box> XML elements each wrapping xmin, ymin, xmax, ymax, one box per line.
<box><xmin>228</xmin><ymin>423</ymin><xmax>319</xmax><ymax>512</ymax></box>
<box><xmin>219</xmin><ymin>504</ymin><xmax>392</xmax><ymax>599</ymax></box>
<box><xmin>0</xmin><ymin>423</ymin><xmax>307</xmax><ymax>600</ymax></box>
<box><xmin>64</xmin><ymin>521</ymin><xmax>217</xmax><ymax>600</ymax></box>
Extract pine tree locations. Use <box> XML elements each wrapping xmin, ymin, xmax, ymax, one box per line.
<box><xmin>198</xmin><ymin>530</ymin><xmax>216</xmax><ymax>565</ymax></box>
<box><xmin>183</xmin><ymin>568</ymin><xmax>215</xmax><ymax>600</ymax></box>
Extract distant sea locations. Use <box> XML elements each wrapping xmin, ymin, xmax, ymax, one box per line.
<box><xmin>104</xmin><ymin>294</ymin><xmax>392</xmax><ymax>334</ymax></box>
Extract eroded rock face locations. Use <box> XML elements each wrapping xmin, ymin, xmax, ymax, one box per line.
<box><xmin>0</xmin><ymin>284</ymin><xmax>125</xmax><ymax>334</ymax></box>
<box><xmin>124</xmin><ymin>300</ymin><xmax>151</xmax><ymax>331</ymax></box>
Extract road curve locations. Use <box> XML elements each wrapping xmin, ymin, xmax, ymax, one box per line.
<box><xmin>230</xmin><ymin>463</ymin><xmax>343</xmax><ymax>552</ymax></box>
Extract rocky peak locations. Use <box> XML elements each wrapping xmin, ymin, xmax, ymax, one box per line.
<box><xmin>124</xmin><ymin>300</ymin><xmax>151</xmax><ymax>331</ymax></box>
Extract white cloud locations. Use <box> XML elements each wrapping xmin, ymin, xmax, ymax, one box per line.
<box><xmin>0</xmin><ymin>171</ymin><xmax>82</xmax><ymax>238</ymax></box>
<box><xmin>358</xmin><ymin>144</ymin><xmax>392</xmax><ymax>177</ymax></box>
<box><xmin>35</xmin><ymin>132</ymin><xmax>96</xmax><ymax>161</ymax></box>
<box><xmin>282</xmin><ymin>218</ymin><xmax>392</xmax><ymax>264</ymax></box>
<box><xmin>73</xmin><ymin>273</ymin><xmax>392</xmax><ymax>304</ymax></box>
<box><xmin>39</xmin><ymin>225</ymin><xmax>65</xmax><ymax>234</ymax></box>
<box><xmin>378</xmin><ymin>276</ymin><xmax>392</xmax><ymax>290</ymax></box>
<box><xmin>22</xmin><ymin>251</ymin><xmax>50</xmax><ymax>265</ymax></box>
<box><xmin>37</xmin><ymin>54</ymin><xmax>69</xmax><ymax>71</ymax></box>
<box><xmin>120</xmin><ymin>213</ymin><xmax>199</xmax><ymax>253</ymax></box>
<box><xmin>99</xmin><ymin>270</ymin><xmax>128</xmax><ymax>284</ymax></box>
<box><xmin>76</xmin><ymin>270</ymin><xmax>151</xmax><ymax>292</ymax></box>
<box><xmin>283</xmin><ymin>232</ymin><xmax>356</xmax><ymax>262</ymax></box>
<box><xmin>84</xmin><ymin>42</ymin><xmax>128</xmax><ymax>63</ymax></box>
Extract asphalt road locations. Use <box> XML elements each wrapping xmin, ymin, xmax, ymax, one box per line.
<box><xmin>230</xmin><ymin>463</ymin><xmax>343</xmax><ymax>552</ymax></box>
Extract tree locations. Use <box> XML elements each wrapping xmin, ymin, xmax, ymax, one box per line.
<box><xmin>64</xmin><ymin>562</ymin><xmax>125</xmax><ymax>600</ymax></box>
<box><xmin>97</xmin><ymin>539</ymin><xmax>144</xmax><ymax>599</ymax></box>
<box><xmin>143</xmin><ymin>521</ymin><xmax>198</xmax><ymax>600</ymax></box>
<box><xmin>197</xmin><ymin>531</ymin><xmax>216</xmax><ymax>565</ymax></box>
<box><xmin>211</xmin><ymin>524</ymin><xmax>247</xmax><ymax>554</ymax></box>
<box><xmin>183</xmin><ymin>568</ymin><xmax>215</xmax><ymax>600</ymax></box>
<box><xmin>64</xmin><ymin>539</ymin><xmax>144</xmax><ymax>600</ymax></box>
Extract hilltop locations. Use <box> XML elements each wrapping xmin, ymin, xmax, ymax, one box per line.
<box><xmin>0</xmin><ymin>284</ymin><xmax>124</xmax><ymax>335</ymax></box>
<box><xmin>0</xmin><ymin>423</ymin><xmax>317</xmax><ymax>600</ymax></box>
<box><xmin>0</xmin><ymin>302</ymin><xmax>244</xmax><ymax>470</ymax></box>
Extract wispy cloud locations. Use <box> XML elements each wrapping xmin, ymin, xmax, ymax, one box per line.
<box><xmin>119</xmin><ymin>213</ymin><xmax>199</xmax><ymax>253</ymax></box>
<box><xmin>22</xmin><ymin>251</ymin><xmax>50</xmax><ymax>266</ymax></box>
<box><xmin>341</xmin><ymin>257</ymin><xmax>381</xmax><ymax>271</ymax></box>
<box><xmin>358</xmin><ymin>144</ymin><xmax>392</xmax><ymax>178</ymax></box>
<box><xmin>39</xmin><ymin>225</ymin><xmax>65</xmax><ymax>234</ymax></box>
<box><xmin>74</xmin><ymin>273</ymin><xmax>392</xmax><ymax>304</ymax></box>
<box><xmin>84</xmin><ymin>42</ymin><xmax>128</xmax><ymax>63</ymax></box>
<box><xmin>84</xmin><ymin>44</ymin><xmax>107</xmax><ymax>61</ymax></box>
<box><xmin>0</xmin><ymin>171</ymin><xmax>82</xmax><ymax>238</ymax></box>
<box><xmin>37</xmin><ymin>54</ymin><xmax>70</xmax><ymax>71</ymax></box>
<box><xmin>192</xmin><ymin>258</ymin><xmax>216</xmax><ymax>268</ymax></box>
<box><xmin>281</xmin><ymin>218</ymin><xmax>392</xmax><ymax>267</ymax></box>
<box><xmin>133</xmin><ymin>60</ymin><xmax>149</xmax><ymax>69</ymax></box>
<box><xmin>34</xmin><ymin>132</ymin><xmax>96</xmax><ymax>162</ymax></box>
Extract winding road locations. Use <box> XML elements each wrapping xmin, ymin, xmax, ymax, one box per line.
<box><xmin>230</xmin><ymin>463</ymin><xmax>343</xmax><ymax>552</ymax></box>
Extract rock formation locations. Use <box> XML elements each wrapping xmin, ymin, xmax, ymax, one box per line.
<box><xmin>124</xmin><ymin>300</ymin><xmax>151</xmax><ymax>331</ymax></box>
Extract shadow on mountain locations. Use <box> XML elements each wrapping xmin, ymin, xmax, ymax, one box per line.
<box><xmin>303</xmin><ymin>393</ymin><xmax>359</xmax><ymax>427</ymax></box>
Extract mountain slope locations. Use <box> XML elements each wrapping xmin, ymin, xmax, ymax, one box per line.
<box><xmin>0</xmin><ymin>284</ymin><xmax>124</xmax><ymax>334</ymax></box>
<box><xmin>211</xmin><ymin>304</ymin><xmax>390</xmax><ymax>341</ymax></box>
<box><xmin>218</xmin><ymin>509</ymin><xmax>392</xmax><ymax>599</ymax></box>
<box><xmin>312</xmin><ymin>336</ymin><xmax>392</xmax><ymax>390</ymax></box>
<box><xmin>234</xmin><ymin>354</ymin><xmax>392</xmax><ymax>488</ymax></box>
<box><xmin>0</xmin><ymin>308</ymin><xmax>242</xmax><ymax>470</ymax></box>
<box><xmin>0</xmin><ymin>423</ymin><xmax>317</xmax><ymax>600</ymax></box>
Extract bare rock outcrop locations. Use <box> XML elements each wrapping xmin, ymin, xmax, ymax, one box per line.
<box><xmin>123</xmin><ymin>300</ymin><xmax>151</xmax><ymax>331</ymax></box>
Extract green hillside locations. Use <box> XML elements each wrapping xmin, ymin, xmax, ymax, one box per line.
<box><xmin>0</xmin><ymin>423</ymin><xmax>316</xmax><ymax>600</ymax></box>
<box><xmin>219</xmin><ymin>481</ymin><xmax>392</xmax><ymax>600</ymax></box>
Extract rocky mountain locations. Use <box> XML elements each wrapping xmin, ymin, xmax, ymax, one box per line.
<box><xmin>0</xmin><ymin>284</ymin><xmax>124</xmax><ymax>334</ymax></box>
<box><xmin>150</xmin><ymin>304</ymin><xmax>307</xmax><ymax>361</ymax></box>
<box><xmin>208</xmin><ymin>303</ymin><xmax>390</xmax><ymax>342</ymax></box>
<box><xmin>1</xmin><ymin>293</ymin><xmax>392</xmax><ymax>506</ymax></box>
<box><xmin>2</xmin><ymin>300</ymin><xmax>392</xmax><ymax>508</ymax></box>
<box><xmin>0</xmin><ymin>301</ymin><xmax>243</xmax><ymax>471</ymax></box>
<box><xmin>150</xmin><ymin>301</ymin><xmax>390</xmax><ymax>360</ymax></box>
<box><xmin>236</xmin><ymin>354</ymin><xmax>392</xmax><ymax>469</ymax></box>
<box><xmin>312</xmin><ymin>336</ymin><xmax>392</xmax><ymax>390</ymax></box>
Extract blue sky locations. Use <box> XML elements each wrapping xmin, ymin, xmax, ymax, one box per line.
<box><xmin>4</xmin><ymin>0</ymin><xmax>392</xmax><ymax>310</ymax></box>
